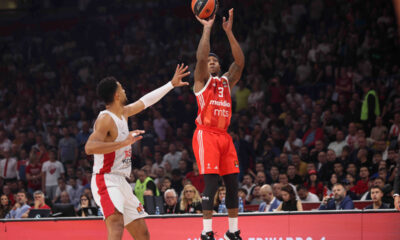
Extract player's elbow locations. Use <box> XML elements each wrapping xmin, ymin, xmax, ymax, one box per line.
<box><xmin>85</xmin><ymin>143</ymin><xmax>93</xmax><ymax>155</ymax></box>
<box><xmin>236</xmin><ymin>58</ymin><xmax>245</xmax><ymax>69</ymax></box>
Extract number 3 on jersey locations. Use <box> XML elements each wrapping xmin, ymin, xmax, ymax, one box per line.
<box><xmin>218</xmin><ymin>87</ymin><xmax>224</xmax><ymax>98</ymax></box>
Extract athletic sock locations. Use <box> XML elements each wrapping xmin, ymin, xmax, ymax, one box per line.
<box><xmin>228</xmin><ymin>217</ymin><xmax>238</xmax><ymax>233</ymax></box>
<box><xmin>202</xmin><ymin>219</ymin><xmax>212</xmax><ymax>234</ymax></box>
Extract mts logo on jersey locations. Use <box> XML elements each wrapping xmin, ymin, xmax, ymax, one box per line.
<box><xmin>210</xmin><ymin>100</ymin><xmax>231</xmax><ymax>117</ymax></box>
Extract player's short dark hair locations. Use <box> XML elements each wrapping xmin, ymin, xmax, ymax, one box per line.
<box><xmin>97</xmin><ymin>77</ymin><xmax>118</xmax><ymax>105</ymax></box>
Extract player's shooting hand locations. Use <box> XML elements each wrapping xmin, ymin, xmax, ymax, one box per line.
<box><xmin>196</xmin><ymin>14</ymin><xmax>215</xmax><ymax>28</ymax></box>
<box><xmin>222</xmin><ymin>8</ymin><xmax>234</xmax><ymax>33</ymax></box>
<box><xmin>124</xmin><ymin>130</ymin><xmax>145</xmax><ymax>145</ymax></box>
<box><xmin>171</xmin><ymin>63</ymin><xmax>190</xmax><ymax>87</ymax></box>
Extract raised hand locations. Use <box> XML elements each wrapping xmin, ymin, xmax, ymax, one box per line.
<box><xmin>222</xmin><ymin>8</ymin><xmax>234</xmax><ymax>33</ymax></box>
<box><xmin>195</xmin><ymin>14</ymin><xmax>216</xmax><ymax>28</ymax></box>
<box><xmin>171</xmin><ymin>63</ymin><xmax>190</xmax><ymax>87</ymax></box>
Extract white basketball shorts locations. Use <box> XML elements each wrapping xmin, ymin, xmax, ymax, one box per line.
<box><xmin>91</xmin><ymin>173</ymin><xmax>148</xmax><ymax>225</ymax></box>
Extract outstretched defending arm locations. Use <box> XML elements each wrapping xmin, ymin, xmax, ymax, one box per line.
<box><xmin>194</xmin><ymin>15</ymin><xmax>215</xmax><ymax>93</ymax></box>
<box><xmin>222</xmin><ymin>9</ymin><xmax>245</xmax><ymax>89</ymax></box>
<box><xmin>123</xmin><ymin>64</ymin><xmax>190</xmax><ymax>118</ymax></box>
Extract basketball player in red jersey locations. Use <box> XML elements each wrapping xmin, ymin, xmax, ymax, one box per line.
<box><xmin>85</xmin><ymin>64</ymin><xmax>189</xmax><ymax>240</ymax></box>
<box><xmin>192</xmin><ymin>9</ymin><xmax>245</xmax><ymax>240</ymax></box>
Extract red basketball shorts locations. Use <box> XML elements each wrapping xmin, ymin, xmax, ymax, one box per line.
<box><xmin>192</xmin><ymin>126</ymin><xmax>239</xmax><ymax>176</ymax></box>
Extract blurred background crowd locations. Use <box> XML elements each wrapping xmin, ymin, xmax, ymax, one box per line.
<box><xmin>0</xmin><ymin>0</ymin><xmax>400</xmax><ymax>218</ymax></box>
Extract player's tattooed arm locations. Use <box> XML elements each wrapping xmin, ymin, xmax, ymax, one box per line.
<box><xmin>222</xmin><ymin>9</ymin><xmax>244</xmax><ymax>88</ymax></box>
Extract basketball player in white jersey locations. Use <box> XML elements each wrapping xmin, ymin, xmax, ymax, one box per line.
<box><xmin>85</xmin><ymin>64</ymin><xmax>189</xmax><ymax>240</ymax></box>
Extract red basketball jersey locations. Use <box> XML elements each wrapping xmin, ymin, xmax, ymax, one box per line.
<box><xmin>195</xmin><ymin>75</ymin><xmax>232</xmax><ymax>131</ymax></box>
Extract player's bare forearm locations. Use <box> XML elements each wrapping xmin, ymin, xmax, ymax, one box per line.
<box><xmin>194</xmin><ymin>27</ymin><xmax>212</xmax><ymax>89</ymax></box>
<box><xmin>196</xmin><ymin>26</ymin><xmax>212</xmax><ymax>61</ymax></box>
<box><xmin>226</xmin><ymin>31</ymin><xmax>245</xmax><ymax>68</ymax></box>
<box><xmin>225</xmin><ymin>31</ymin><xmax>244</xmax><ymax>87</ymax></box>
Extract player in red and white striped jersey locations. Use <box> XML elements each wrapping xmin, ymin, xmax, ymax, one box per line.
<box><xmin>85</xmin><ymin>64</ymin><xmax>189</xmax><ymax>240</ymax></box>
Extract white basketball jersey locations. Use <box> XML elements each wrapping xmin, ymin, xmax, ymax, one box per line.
<box><xmin>92</xmin><ymin>110</ymin><xmax>132</xmax><ymax>177</ymax></box>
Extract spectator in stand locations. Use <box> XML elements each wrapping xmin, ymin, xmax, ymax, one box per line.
<box><xmin>185</xmin><ymin>162</ymin><xmax>204</xmax><ymax>194</ymax></box>
<box><xmin>77</xmin><ymin>194</ymin><xmax>98</xmax><ymax>217</ymax></box>
<box><xmin>162</xmin><ymin>143</ymin><xmax>182</xmax><ymax>170</ymax></box>
<box><xmin>238</xmin><ymin>188</ymin><xmax>250</xmax><ymax>205</ymax></box>
<box><xmin>0</xmin><ymin>194</ymin><xmax>12</xmax><ymax>218</ymax></box>
<box><xmin>75</xmin><ymin>121</ymin><xmax>91</xmax><ymax>149</ymax></box>
<box><xmin>0</xmin><ymin>130</ymin><xmax>12</xmax><ymax>153</ymax></box>
<box><xmin>22</xmin><ymin>190</ymin><xmax>51</xmax><ymax>218</ymax></box>
<box><xmin>249</xmin><ymin>185</ymin><xmax>262</xmax><ymax>205</ymax></box>
<box><xmin>389</xmin><ymin>113</ymin><xmax>400</xmax><ymax>143</ymax></box>
<box><xmin>333</xmin><ymin>161</ymin><xmax>346</xmax><ymax>183</ymax></box>
<box><xmin>287</xmin><ymin>164</ymin><xmax>303</xmax><ymax>186</ymax></box>
<box><xmin>297</xmin><ymin>185</ymin><xmax>320</xmax><ymax>202</ymax></box>
<box><xmin>275</xmin><ymin>185</ymin><xmax>303</xmax><ymax>211</ymax></box>
<box><xmin>235</xmin><ymin>80</ymin><xmax>251</xmax><ymax>112</ymax></box>
<box><xmin>153</xmin><ymin>110</ymin><xmax>170</xmax><ymax>141</ymax></box>
<box><xmin>58</xmin><ymin>127</ymin><xmax>78</xmax><ymax>165</ymax></box>
<box><xmin>302</xmin><ymin>118</ymin><xmax>324</xmax><ymax>148</ymax></box>
<box><xmin>6</xmin><ymin>191</ymin><xmax>30</xmax><ymax>219</ymax></box>
<box><xmin>213</xmin><ymin>186</ymin><xmax>226</xmax><ymax>212</ymax></box>
<box><xmin>41</xmin><ymin>150</ymin><xmax>65</xmax><ymax>201</ymax></box>
<box><xmin>269</xmin><ymin>165</ymin><xmax>280</xmax><ymax>184</ymax></box>
<box><xmin>179</xmin><ymin>184</ymin><xmax>201</xmax><ymax>214</ymax></box>
<box><xmin>319</xmin><ymin>183</ymin><xmax>354</xmax><ymax>210</ymax></box>
<box><xmin>316</xmin><ymin>151</ymin><xmax>331</xmax><ymax>182</ymax></box>
<box><xmin>151</xmin><ymin>151</ymin><xmax>164</xmax><ymax>175</ymax></box>
<box><xmin>0</xmin><ymin>149</ymin><xmax>18</xmax><ymax>184</ymax></box>
<box><xmin>255</xmin><ymin>171</ymin><xmax>267</xmax><ymax>186</ymax></box>
<box><xmin>258</xmin><ymin>184</ymin><xmax>281</xmax><ymax>212</ymax></box>
<box><xmin>240</xmin><ymin>174</ymin><xmax>255</xmax><ymax>201</ymax></box>
<box><xmin>364</xmin><ymin>186</ymin><xmax>390</xmax><ymax>209</ymax></box>
<box><xmin>58</xmin><ymin>191</ymin><xmax>72</xmax><ymax>204</ymax></box>
<box><xmin>164</xmin><ymin>189</ymin><xmax>180</xmax><ymax>214</ymax></box>
<box><xmin>291</xmin><ymin>154</ymin><xmax>307</xmax><ymax>178</ymax></box>
<box><xmin>134</xmin><ymin>169</ymin><xmax>159</xmax><ymax>205</ymax></box>
<box><xmin>354</xmin><ymin>166</ymin><xmax>370</xmax><ymax>197</ymax></box>
<box><xmin>1</xmin><ymin>185</ymin><xmax>14</xmax><ymax>205</ymax></box>
<box><xmin>370</xmin><ymin>116</ymin><xmax>388</xmax><ymax>142</ymax></box>
<box><xmin>345</xmin><ymin>122</ymin><xmax>358</xmax><ymax>150</ymax></box>
<box><xmin>53</xmin><ymin>178</ymin><xmax>72</xmax><ymax>203</ymax></box>
<box><xmin>283</xmin><ymin>129</ymin><xmax>303</xmax><ymax>154</ymax></box>
<box><xmin>68</xmin><ymin>177</ymin><xmax>84</xmax><ymax>208</ymax></box>
<box><xmin>304</xmin><ymin>170</ymin><xmax>324</xmax><ymax>199</ymax></box>
<box><xmin>360</xmin><ymin>81</ymin><xmax>380</xmax><ymax>135</ymax></box>
<box><xmin>328</xmin><ymin>131</ymin><xmax>347</xmax><ymax>157</ymax></box>
<box><xmin>25</xmin><ymin>149</ymin><xmax>42</xmax><ymax>194</ymax></box>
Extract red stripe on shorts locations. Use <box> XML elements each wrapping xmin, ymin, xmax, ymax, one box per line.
<box><xmin>96</xmin><ymin>174</ymin><xmax>115</xmax><ymax>218</ymax></box>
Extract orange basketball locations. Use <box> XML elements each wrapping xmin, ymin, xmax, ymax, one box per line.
<box><xmin>191</xmin><ymin>0</ymin><xmax>218</xmax><ymax>20</ymax></box>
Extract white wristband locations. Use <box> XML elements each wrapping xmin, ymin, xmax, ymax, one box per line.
<box><xmin>140</xmin><ymin>81</ymin><xmax>174</xmax><ymax>109</ymax></box>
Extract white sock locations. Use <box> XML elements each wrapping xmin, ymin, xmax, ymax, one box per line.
<box><xmin>228</xmin><ymin>217</ymin><xmax>238</xmax><ymax>233</ymax></box>
<box><xmin>202</xmin><ymin>219</ymin><xmax>212</xmax><ymax>234</ymax></box>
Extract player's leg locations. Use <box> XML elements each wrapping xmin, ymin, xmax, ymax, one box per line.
<box><xmin>193</xmin><ymin>129</ymin><xmax>220</xmax><ymax>239</ymax></box>
<box><xmin>105</xmin><ymin>209</ymin><xmax>125</xmax><ymax>240</ymax></box>
<box><xmin>125</xmin><ymin>218</ymin><xmax>150</xmax><ymax>240</ymax></box>
<box><xmin>202</xmin><ymin>174</ymin><xmax>219</xmax><ymax>239</ymax></box>
<box><xmin>122</xmin><ymin>175</ymin><xmax>149</xmax><ymax>240</ymax></box>
<box><xmin>220</xmin><ymin>134</ymin><xmax>241</xmax><ymax>240</ymax></box>
<box><xmin>222</xmin><ymin>173</ymin><xmax>241</xmax><ymax>240</ymax></box>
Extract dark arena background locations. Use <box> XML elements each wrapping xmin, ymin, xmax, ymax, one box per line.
<box><xmin>1</xmin><ymin>0</ymin><xmax>400</xmax><ymax>239</ymax></box>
